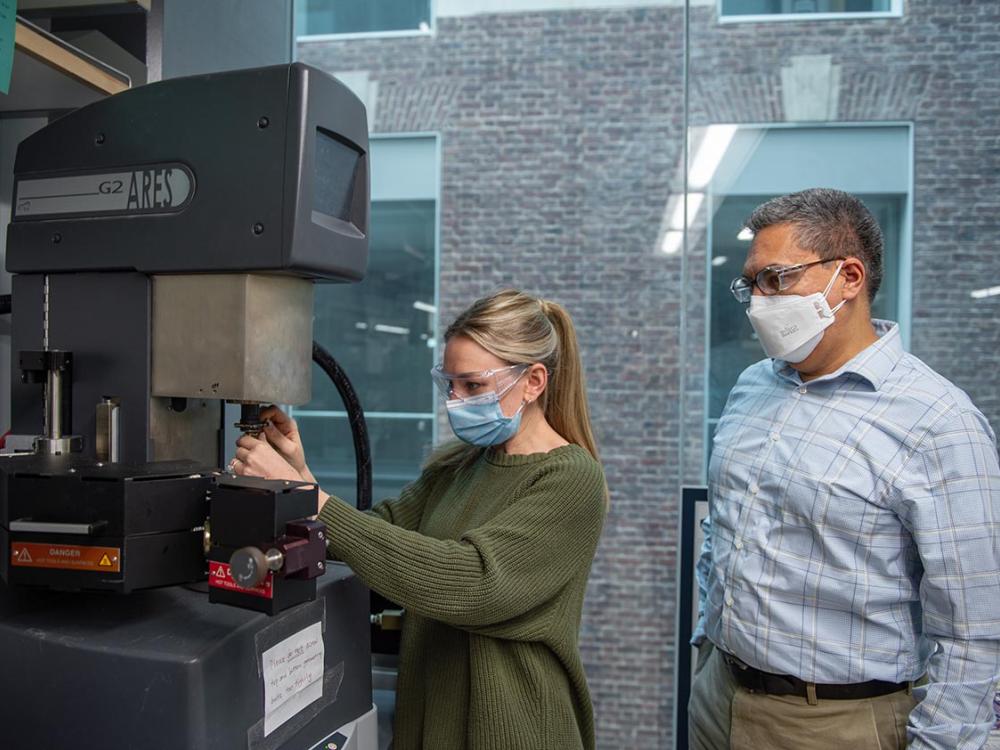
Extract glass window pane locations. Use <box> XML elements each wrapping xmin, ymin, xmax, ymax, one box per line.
<box><xmin>721</xmin><ymin>0</ymin><xmax>892</xmax><ymax>16</ymax></box>
<box><xmin>297</xmin><ymin>139</ymin><xmax>437</xmax><ymax>505</ymax></box>
<box><xmin>699</xmin><ymin>125</ymin><xmax>910</xmax><ymax>470</ymax></box>
<box><xmin>310</xmin><ymin>200</ymin><xmax>437</xmax><ymax>414</ymax></box>
<box><xmin>296</xmin><ymin>0</ymin><xmax>432</xmax><ymax>36</ymax></box>
<box><xmin>297</xmin><ymin>414</ymin><xmax>434</xmax><ymax>505</ymax></box>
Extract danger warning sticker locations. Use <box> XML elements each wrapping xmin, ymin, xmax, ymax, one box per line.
<box><xmin>10</xmin><ymin>542</ymin><xmax>121</xmax><ymax>573</ymax></box>
<box><xmin>208</xmin><ymin>561</ymin><xmax>274</xmax><ymax>599</ymax></box>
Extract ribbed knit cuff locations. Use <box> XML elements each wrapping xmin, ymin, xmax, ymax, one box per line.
<box><xmin>317</xmin><ymin>494</ymin><xmax>360</xmax><ymax>562</ymax></box>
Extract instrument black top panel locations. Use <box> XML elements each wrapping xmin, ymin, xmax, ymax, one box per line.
<box><xmin>7</xmin><ymin>63</ymin><xmax>369</xmax><ymax>282</ymax></box>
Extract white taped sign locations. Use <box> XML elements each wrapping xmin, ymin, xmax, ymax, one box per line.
<box><xmin>261</xmin><ymin>621</ymin><xmax>325</xmax><ymax>737</ymax></box>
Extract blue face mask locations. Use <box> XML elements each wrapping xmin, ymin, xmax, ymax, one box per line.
<box><xmin>446</xmin><ymin>392</ymin><xmax>526</xmax><ymax>447</ymax></box>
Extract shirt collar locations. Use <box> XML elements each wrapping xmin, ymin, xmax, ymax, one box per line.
<box><xmin>772</xmin><ymin>320</ymin><xmax>903</xmax><ymax>391</ymax></box>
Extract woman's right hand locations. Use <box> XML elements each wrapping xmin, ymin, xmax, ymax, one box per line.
<box><xmin>260</xmin><ymin>406</ymin><xmax>310</xmax><ymax>478</ymax></box>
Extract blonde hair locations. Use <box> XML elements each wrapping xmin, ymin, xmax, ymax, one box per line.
<box><xmin>427</xmin><ymin>289</ymin><xmax>603</xmax><ymax>482</ymax></box>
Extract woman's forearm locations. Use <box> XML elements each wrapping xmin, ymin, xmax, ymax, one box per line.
<box><xmin>295</xmin><ymin>463</ymin><xmax>328</xmax><ymax>514</ymax></box>
<box><xmin>316</xmin><ymin>488</ymin><xmax>330</xmax><ymax>515</ymax></box>
<box><xmin>299</xmin><ymin>463</ymin><xmax>319</xmax><ymax>485</ymax></box>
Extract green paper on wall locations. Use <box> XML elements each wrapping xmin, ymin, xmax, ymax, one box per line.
<box><xmin>0</xmin><ymin>0</ymin><xmax>14</xmax><ymax>96</ymax></box>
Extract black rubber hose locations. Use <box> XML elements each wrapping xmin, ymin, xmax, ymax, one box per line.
<box><xmin>0</xmin><ymin>294</ymin><xmax>10</xmax><ymax>315</ymax></box>
<box><xmin>312</xmin><ymin>341</ymin><xmax>372</xmax><ymax>511</ymax></box>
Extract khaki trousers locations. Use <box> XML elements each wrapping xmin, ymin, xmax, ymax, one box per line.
<box><xmin>688</xmin><ymin>642</ymin><xmax>915</xmax><ymax>750</ymax></box>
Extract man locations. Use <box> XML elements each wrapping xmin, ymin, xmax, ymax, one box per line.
<box><xmin>689</xmin><ymin>188</ymin><xmax>1000</xmax><ymax>750</ymax></box>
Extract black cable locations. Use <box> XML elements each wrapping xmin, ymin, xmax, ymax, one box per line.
<box><xmin>0</xmin><ymin>295</ymin><xmax>10</xmax><ymax>316</ymax></box>
<box><xmin>312</xmin><ymin>341</ymin><xmax>372</xmax><ymax>511</ymax></box>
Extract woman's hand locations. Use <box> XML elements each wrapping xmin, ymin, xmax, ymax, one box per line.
<box><xmin>230</xmin><ymin>432</ymin><xmax>303</xmax><ymax>482</ymax></box>
<box><xmin>260</xmin><ymin>406</ymin><xmax>312</xmax><ymax>478</ymax></box>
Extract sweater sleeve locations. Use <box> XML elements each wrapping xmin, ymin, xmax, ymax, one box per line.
<box><xmin>318</xmin><ymin>456</ymin><xmax>606</xmax><ymax>631</ymax></box>
<box><xmin>365</xmin><ymin>471</ymin><xmax>436</xmax><ymax>531</ymax></box>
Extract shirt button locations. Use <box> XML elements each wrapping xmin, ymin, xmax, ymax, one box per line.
<box><xmin>749</xmin><ymin>483</ymin><xmax>759</xmax><ymax>494</ymax></box>
<box><xmin>725</xmin><ymin>596</ymin><xmax>735</xmax><ymax>606</ymax></box>
<box><xmin>770</xmin><ymin>432</ymin><xmax>780</xmax><ymax>441</ymax></box>
<box><xmin>734</xmin><ymin>540</ymin><xmax>744</xmax><ymax>550</ymax></box>
<box><xmin>798</xmin><ymin>386</ymin><xmax>807</xmax><ymax>394</ymax></box>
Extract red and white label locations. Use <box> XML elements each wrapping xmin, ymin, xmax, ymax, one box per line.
<box><xmin>11</xmin><ymin>542</ymin><xmax>121</xmax><ymax>573</ymax></box>
<box><xmin>208</xmin><ymin>560</ymin><xmax>274</xmax><ymax>599</ymax></box>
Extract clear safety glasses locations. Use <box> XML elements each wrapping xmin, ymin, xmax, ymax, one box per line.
<box><xmin>430</xmin><ymin>363</ymin><xmax>529</xmax><ymax>403</ymax></box>
<box><xmin>730</xmin><ymin>257</ymin><xmax>845</xmax><ymax>303</ymax></box>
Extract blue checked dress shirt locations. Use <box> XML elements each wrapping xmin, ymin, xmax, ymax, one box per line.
<box><xmin>695</xmin><ymin>320</ymin><xmax>1000</xmax><ymax>750</ymax></box>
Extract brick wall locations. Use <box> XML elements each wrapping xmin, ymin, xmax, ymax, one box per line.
<box><xmin>686</xmin><ymin>0</ymin><xmax>1000</xmax><ymax>432</ymax></box>
<box><xmin>299</xmin><ymin>1</ymin><xmax>1000</xmax><ymax>746</ymax></box>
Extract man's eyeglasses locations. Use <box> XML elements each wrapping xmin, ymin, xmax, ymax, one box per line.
<box><xmin>730</xmin><ymin>258</ymin><xmax>845</xmax><ymax>303</ymax></box>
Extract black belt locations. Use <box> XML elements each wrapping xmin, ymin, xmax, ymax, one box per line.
<box><xmin>721</xmin><ymin>651</ymin><xmax>908</xmax><ymax>700</ymax></box>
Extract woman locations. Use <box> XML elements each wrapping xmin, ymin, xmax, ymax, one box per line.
<box><xmin>232</xmin><ymin>289</ymin><xmax>607</xmax><ymax>750</ymax></box>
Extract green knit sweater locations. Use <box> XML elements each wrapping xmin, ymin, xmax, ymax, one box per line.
<box><xmin>317</xmin><ymin>444</ymin><xmax>606</xmax><ymax>750</ymax></box>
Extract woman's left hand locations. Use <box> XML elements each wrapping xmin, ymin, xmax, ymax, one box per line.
<box><xmin>230</xmin><ymin>432</ymin><xmax>303</xmax><ymax>482</ymax></box>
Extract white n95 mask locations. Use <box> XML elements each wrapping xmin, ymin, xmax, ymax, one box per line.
<box><xmin>746</xmin><ymin>262</ymin><xmax>845</xmax><ymax>363</ymax></box>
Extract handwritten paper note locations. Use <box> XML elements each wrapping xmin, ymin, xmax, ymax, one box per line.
<box><xmin>261</xmin><ymin>621</ymin><xmax>325</xmax><ymax>737</ymax></box>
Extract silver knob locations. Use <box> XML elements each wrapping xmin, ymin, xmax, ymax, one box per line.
<box><xmin>229</xmin><ymin>546</ymin><xmax>283</xmax><ymax>588</ymax></box>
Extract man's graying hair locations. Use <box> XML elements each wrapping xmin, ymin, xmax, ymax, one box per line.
<box><xmin>746</xmin><ymin>188</ymin><xmax>884</xmax><ymax>301</ymax></box>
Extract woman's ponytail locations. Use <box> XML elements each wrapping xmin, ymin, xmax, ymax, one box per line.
<box><xmin>539</xmin><ymin>300</ymin><xmax>600</xmax><ymax>465</ymax></box>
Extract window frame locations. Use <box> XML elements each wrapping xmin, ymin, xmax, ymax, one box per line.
<box><xmin>717</xmin><ymin>0</ymin><xmax>903</xmax><ymax>24</ymax></box>
<box><xmin>290</xmin><ymin>132</ymin><xmax>442</xmax><ymax>497</ymax></box>
<box><xmin>295</xmin><ymin>0</ymin><xmax>437</xmax><ymax>43</ymax></box>
<box><xmin>697</xmin><ymin>121</ymin><xmax>914</xmax><ymax>481</ymax></box>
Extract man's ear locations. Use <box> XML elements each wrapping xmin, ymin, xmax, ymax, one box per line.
<box><xmin>840</xmin><ymin>257</ymin><xmax>867</xmax><ymax>302</ymax></box>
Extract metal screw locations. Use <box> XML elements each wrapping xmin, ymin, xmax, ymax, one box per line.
<box><xmin>257</xmin><ymin>116</ymin><xmax>269</xmax><ymax>129</ymax></box>
<box><xmin>68</xmin><ymin>468</ymin><xmax>76</xmax><ymax>473</ymax></box>
<box><xmin>316</xmin><ymin>562</ymin><xmax>324</xmax><ymax>570</ymax></box>
<box><xmin>252</xmin><ymin>223</ymin><xmax>264</xmax><ymax>235</ymax></box>
<box><xmin>95</xmin><ymin>132</ymin><xmax>106</xmax><ymax>145</ymax></box>
<box><xmin>318</xmin><ymin>531</ymin><xmax>325</xmax><ymax>540</ymax></box>
<box><xmin>52</xmin><ymin>233</ymin><xmax>62</xmax><ymax>244</ymax></box>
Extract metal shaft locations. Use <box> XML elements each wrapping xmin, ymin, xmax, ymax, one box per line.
<box><xmin>96</xmin><ymin>398</ymin><xmax>121</xmax><ymax>463</ymax></box>
<box><xmin>46</xmin><ymin>367</ymin><xmax>63</xmax><ymax>439</ymax></box>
